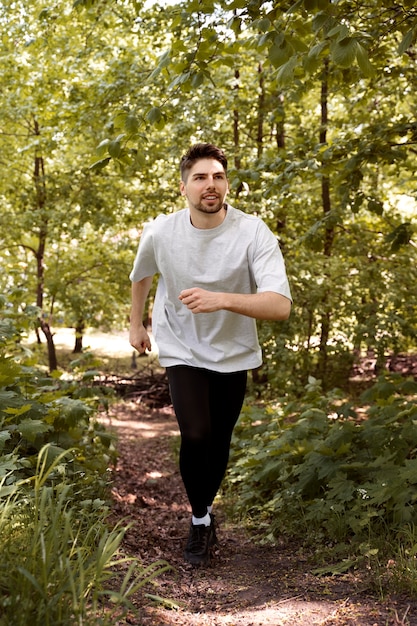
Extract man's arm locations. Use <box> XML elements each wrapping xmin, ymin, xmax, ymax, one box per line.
<box><xmin>179</xmin><ymin>288</ymin><xmax>291</xmax><ymax>321</ymax></box>
<box><xmin>129</xmin><ymin>276</ymin><xmax>154</xmax><ymax>353</ymax></box>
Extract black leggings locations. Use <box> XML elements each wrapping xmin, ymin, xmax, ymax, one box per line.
<box><xmin>166</xmin><ymin>365</ymin><xmax>247</xmax><ymax>518</ymax></box>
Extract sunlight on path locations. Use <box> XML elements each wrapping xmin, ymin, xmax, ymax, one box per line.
<box><xmin>216</xmin><ymin>599</ymin><xmax>338</xmax><ymax>624</ymax></box>
<box><xmin>27</xmin><ymin>327</ymin><xmax>157</xmax><ymax>357</ymax></box>
<box><xmin>149</xmin><ymin>599</ymin><xmax>346</xmax><ymax>626</ymax></box>
<box><xmin>99</xmin><ymin>414</ymin><xmax>179</xmax><ymax>439</ymax></box>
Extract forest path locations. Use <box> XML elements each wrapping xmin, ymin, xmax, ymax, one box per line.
<box><xmin>101</xmin><ymin>400</ymin><xmax>414</xmax><ymax>626</ymax></box>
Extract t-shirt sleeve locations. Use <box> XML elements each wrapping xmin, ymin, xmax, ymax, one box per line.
<box><xmin>252</xmin><ymin>221</ymin><xmax>292</xmax><ymax>301</ymax></box>
<box><xmin>129</xmin><ymin>222</ymin><xmax>159</xmax><ymax>282</ymax></box>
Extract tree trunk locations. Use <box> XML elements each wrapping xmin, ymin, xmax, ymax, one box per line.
<box><xmin>73</xmin><ymin>321</ymin><xmax>85</xmax><ymax>353</ymax></box>
<box><xmin>256</xmin><ymin>63</ymin><xmax>265</xmax><ymax>158</ymax></box>
<box><xmin>33</xmin><ymin>117</ymin><xmax>58</xmax><ymax>372</ymax></box>
<box><xmin>274</xmin><ymin>91</ymin><xmax>287</xmax><ymax>234</ymax></box>
<box><xmin>39</xmin><ymin>319</ymin><xmax>58</xmax><ymax>372</ymax></box>
<box><xmin>233</xmin><ymin>68</ymin><xmax>244</xmax><ymax>197</ymax></box>
<box><xmin>316</xmin><ymin>59</ymin><xmax>334</xmax><ymax>383</ymax></box>
<box><xmin>276</xmin><ymin>93</ymin><xmax>285</xmax><ymax>150</ymax></box>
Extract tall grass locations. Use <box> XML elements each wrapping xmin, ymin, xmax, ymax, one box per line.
<box><xmin>0</xmin><ymin>446</ymin><xmax>170</xmax><ymax>626</ymax></box>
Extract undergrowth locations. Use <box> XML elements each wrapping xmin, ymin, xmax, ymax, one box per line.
<box><xmin>226</xmin><ymin>374</ymin><xmax>417</xmax><ymax>595</ymax></box>
<box><xmin>0</xmin><ymin>447</ymin><xmax>170</xmax><ymax>626</ymax></box>
<box><xmin>0</xmin><ymin>298</ymin><xmax>169</xmax><ymax>624</ymax></box>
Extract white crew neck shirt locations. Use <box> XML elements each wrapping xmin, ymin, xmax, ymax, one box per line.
<box><xmin>130</xmin><ymin>204</ymin><xmax>291</xmax><ymax>373</ymax></box>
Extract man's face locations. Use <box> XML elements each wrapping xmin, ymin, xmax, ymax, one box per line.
<box><xmin>180</xmin><ymin>158</ymin><xmax>229</xmax><ymax>215</ymax></box>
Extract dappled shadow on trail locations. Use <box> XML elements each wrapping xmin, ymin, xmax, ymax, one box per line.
<box><xmin>101</xmin><ymin>401</ymin><xmax>416</xmax><ymax>626</ymax></box>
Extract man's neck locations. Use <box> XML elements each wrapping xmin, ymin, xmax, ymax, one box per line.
<box><xmin>189</xmin><ymin>204</ymin><xmax>227</xmax><ymax>229</ymax></box>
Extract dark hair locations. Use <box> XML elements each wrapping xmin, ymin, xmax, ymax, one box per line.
<box><xmin>180</xmin><ymin>143</ymin><xmax>228</xmax><ymax>181</ymax></box>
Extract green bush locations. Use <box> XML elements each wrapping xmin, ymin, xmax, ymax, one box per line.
<box><xmin>0</xmin><ymin>298</ymin><xmax>170</xmax><ymax>623</ymax></box>
<box><xmin>0</xmin><ymin>300</ymin><xmax>114</xmax><ymax>499</ymax></box>
<box><xmin>227</xmin><ymin>374</ymin><xmax>417</xmax><ymax>544</ymax></box>
<box><xmin>0</xmin><ymin>446</ymin><xmax>170</xmax><ymax>626</ymax></box>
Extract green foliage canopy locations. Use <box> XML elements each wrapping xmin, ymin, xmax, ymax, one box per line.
<box><xmin>0</xmin><ymin>0</ymin><xmax>416</xmax><ymax>381</ymax></box>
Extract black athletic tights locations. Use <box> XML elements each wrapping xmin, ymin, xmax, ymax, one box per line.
<box><xmin>166</xmin><ymin>365</ymin><xmax>247</xmax><ymax>518</ymax></box>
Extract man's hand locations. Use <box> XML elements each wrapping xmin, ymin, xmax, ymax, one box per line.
<box><xmin>129</xmin><ymin>325</ymin><xmax>152</xmax><ymax>354</ymax></box>
<box><xmin>179</xmin><ymin>287</ymin><xmax>221</xmax><ymax>313</ymax></box>
<box><xmin>179</xmin><ymin>287</ymin><xmax>291</xmax><ymax>320</ymax></box>
<box><xmin>130</xmin><ymin>277</ymin><xmax>154</xmax><ymax>353</ymax></box>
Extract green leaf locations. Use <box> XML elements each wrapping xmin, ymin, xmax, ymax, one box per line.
<box><xmin>398</xmin><ymin>30</ymin><xmax>415</xmax><ymax>55</ymax></box>
<box><xmin>38</xmin><ymin>8</ymin><xmax>50</xmax><ymax>20</ymax></box>
<box><xmin>312</xmin><ymin>12</ymin><xmax>330</xmax><ymax>33</ymax></box>
<box><xmin>385</xmin><ymin>223</ymin><xmax>413</xmax><ymax>251</ymax></box>
<box><xmin>43</xmin><ymin>444</ymin><xmax>69</xmax><ymax>464</ymax></box>
<box><xmin>304</xmin><ymin>42</ymin><xmax>327</xmax><ymax>73</ymax></box>
<box><xmin>0</xmin><ymin>390</ymin><xmax>19</xmax><ymax>410</ymax></box>
<box><xmin>327</xmin><ymin>24</ymin><xmax>349</xmax><ymax>39</ymax></box>
<box><xmin>125</xmin><ymin>114</ymin><xmax>139</xmax><ymax>134</ymax></box>
<box><xmin>145</xmin><ymin>594</ymin><xmax>180</xmax><ymax>610</ymax></box>
<box><xmin>257</xmin><ymin>18</ymin><xmax>272</xmax><ymax>33</ymax></box>
<box><xmin>18</xmin><ymin>419</ymin><xmax>52</xmax><ymax>443</ymax></box>
<box><xmin>191</xmin><ymin>71</ymin><xmax>205</xmax><ymax>88</ymax></box>
<box><xmin>146</xmin><ymin>107</ymin><xmax>163</xmax><ymax>124</ymax></box>
<box><xmin>3</xmin><ymin>403</ymin><xmax>32</xmax><ymax>417</ymax></box>
<box><xmin>228</xmin><ymin>0</ymin><xmax>249</xmax><ymax>8</ymax></box>
<box><xmin>227</xmin><ymin>15</ymin><xmax>242</xmax><ymax>36</ymax></box>
<box><xmin>89</xmin><ymin>157</ymin><xmax>111</xmax><ymax>172</ymax></box>
<box><xmin>303</xmin><ymin>0</ymin><xmax>318</xmax><ymax>10</ymax></box>
<box><xmin>356</xmin><ymin>43</ymin><xmax>375</xmax><ymax>76</ymax></box>
<box><xmin>269</xmin><ymin>35</ymin><xmax>293</xmax><ymax>68</ymax></box>
<box><xmin>0</xmin><ymin>431</ymin><xmax>11</xmax><ymax>451</ymax></box>
<box><xmin>286</xmin><ymin>0</ymin><xmax>303</xmax><ymax>13</ymax></box>
<box><xmin>312</xmin><ymin>558</ymin><xmax>358</xmax><ymax>576</ymax></box>
<box><xmin>401</xmin><ymin>380</ymin><xmax>417</xmax><ymax>394</ymax></box>
<box><xmin>108</xmin><ymin>139</ymin><xmax>122</xmax><ymax>158</ymax></box>
<box><xmin>0</xmin><ymin>453</ymin><xmax>18</xmax><ymax>475</ymax></box>
<box><xmin>276</xmin><ymin>56</ymin><xmax>299</xmax><ymax>86</ymax></box>
<box><xmin>95</xmin><ymin>138</ymin><xmax>110</xmax><ymax>157</ymax></box>
<box><xmin>367</xmin><ymin>198</ymin><xmax>384</xmax><ymax>215</ymax></box>
<box><xmin>0</xmin><ymin>360</ymin><xmax>22</xmax><ymax>386</ymax></box>
<box><xmin>156</xmin><ymin>49</ymin><xmax>171</xmax><ymax>69</ymax></box>
<box><xmin>54</xmin><ymin>397</ymin><xmax>91</xmax><ymax>424</ymax></box>
<box><xmin>331</xmin><ymin>37</ymin><xmax>358</xmax><ymax>68</ymax></box>
<box><xmin>401</xmin><ymin>459</ymin><xmax>417</xmax><ymax>483</ymax></box>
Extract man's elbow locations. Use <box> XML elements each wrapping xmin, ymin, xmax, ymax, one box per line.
<box><xmin>274</xmin><ymin>295</ymin><xmax>292</xmax><ymax>321</ymax></box>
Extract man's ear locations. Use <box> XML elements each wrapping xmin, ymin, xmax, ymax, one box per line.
<box><xmin>179</xmin><ymin>180</ymin><xmax>185</xmax><ymax>196</ymax></box>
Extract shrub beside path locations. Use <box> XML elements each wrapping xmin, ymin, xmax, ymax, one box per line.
<box><xmin>101</xmin><ymin>401</ymin><xmax>415</xmax><ymax>626</ymax></box>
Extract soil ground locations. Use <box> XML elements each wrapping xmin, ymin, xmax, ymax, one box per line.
<box><xmin>101</xmin><ymin>400</ymin><xmax>417</xmax><ymax>626</ymax></box>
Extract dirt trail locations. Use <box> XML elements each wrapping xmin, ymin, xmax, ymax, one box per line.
<box><xmin>102</xmin><ymin>401</ymin><xmax>415</xmax><ymax>626</ymax></box>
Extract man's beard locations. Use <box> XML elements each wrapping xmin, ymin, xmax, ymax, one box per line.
<box><xmin>192</xmin><ymin>199</ymin><xmax>225</xmax><ymax>214</ymax></box>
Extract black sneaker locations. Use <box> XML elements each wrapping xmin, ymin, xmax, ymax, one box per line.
<box><xmin>184</xmin><ymin>523</ymin><xmax>214</xmax><ymax>566</ymax></box>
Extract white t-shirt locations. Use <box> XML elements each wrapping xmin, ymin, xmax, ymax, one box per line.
<box><xmin>130</xmin><ymin>204</ymin><xmax>291</xmax><ymax>373</ymax></box>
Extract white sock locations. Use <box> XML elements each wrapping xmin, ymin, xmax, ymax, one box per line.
<box><xmin>192</xmin><ymin>512</ymin><xmax>211</xmax><ymax>527</ymax></box>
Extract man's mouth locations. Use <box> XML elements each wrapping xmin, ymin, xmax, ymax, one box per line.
<box><xmin>203</xmin><ymin>195</ymin><xmax>219</xmax><ymax>201</ymax></box>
